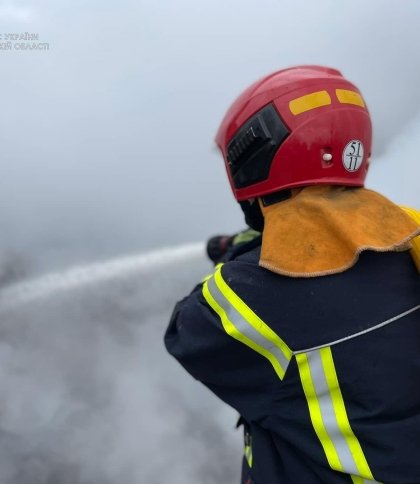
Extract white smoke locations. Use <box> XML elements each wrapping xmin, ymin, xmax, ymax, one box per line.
<box><xmin>0</xmin><ymin>245</ymin><xmax>241</xmax><ymax>483</ymax></box>
<box><xmin>368</xmin><ymin>111</ymin><xmax>420</xmax><ymax>206</ymax></box>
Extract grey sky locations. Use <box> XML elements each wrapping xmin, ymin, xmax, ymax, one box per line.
<box><xmin>0</xmin><ymin>0</ymin><xmax>419</xmax><ymax>272</ymax></box>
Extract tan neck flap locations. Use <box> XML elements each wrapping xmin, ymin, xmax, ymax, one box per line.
<box><xmin>259</xmin><ymin>186</ymin><xmax>420</xmax><ymax>277</ymax></box>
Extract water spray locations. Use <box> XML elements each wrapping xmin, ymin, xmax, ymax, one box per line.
<box><xmin>0</xmin><ymin>242</ymin><xmax>205</xmax><ymax>310</ymax></box>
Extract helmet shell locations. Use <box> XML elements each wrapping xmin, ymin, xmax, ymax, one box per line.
<box><xmin>215</xmin><ymin>66</ymin><xmax>372</xmax><ymax>201</ymax></box>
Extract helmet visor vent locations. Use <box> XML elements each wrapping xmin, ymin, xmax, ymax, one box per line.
<box><xmin>227</xmin><ymin>104</ymin><xmax>289</xmax><ymax>189</ymax></box>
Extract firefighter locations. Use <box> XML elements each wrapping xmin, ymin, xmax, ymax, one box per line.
<box><xmin>164</xmin><ymin>66</ymin><xmax>420</xmax><ymax>483</ymax></box>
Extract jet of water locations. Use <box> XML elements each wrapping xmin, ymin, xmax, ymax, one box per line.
<box><xmin>0</xmin><ymin>242</ymin><xmax>205</xmax><ymax>310</ymax></box>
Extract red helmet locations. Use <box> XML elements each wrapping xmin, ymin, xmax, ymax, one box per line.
<box><xmin>215</xmin><ymin>66</ymin><xmax>372</xmax><ymax>201</ymax></box>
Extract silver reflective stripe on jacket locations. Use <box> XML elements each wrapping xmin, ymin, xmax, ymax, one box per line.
<box><xmin>296</xmin><ymin>347</ymin><xmax>380</xmax><ymax>483</ymax></box>
<box><xmin>203</xmin><ymin>266</ymin><xmax>292</xmax><ymax>380</ymax></box>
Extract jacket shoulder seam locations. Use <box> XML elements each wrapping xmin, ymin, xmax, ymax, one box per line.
<box><xmin>293</xmin><ymin>304</ymin><xmax>420</xmax><ymax>354</ymax></box>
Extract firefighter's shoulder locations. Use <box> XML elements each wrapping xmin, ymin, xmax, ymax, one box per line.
<box><xmin>206</xmin><ymin>246</ymin><xmax>420</xmax><ymax>354</ymax></box>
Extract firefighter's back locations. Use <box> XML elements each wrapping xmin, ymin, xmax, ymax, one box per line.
<box><xmin>224</xmin><ymin>246</ymin><xmax>420</xmax><ymax>483</ymax></box>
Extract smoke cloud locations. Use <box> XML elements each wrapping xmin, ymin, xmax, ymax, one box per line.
<box><xmin>0</xmin><ymin>249</ymin><xmax>241</xmax><ymax>483</ymax></box>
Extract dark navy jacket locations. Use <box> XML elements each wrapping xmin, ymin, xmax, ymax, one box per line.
<box><xmin>165</xmin><ymin>238</ymin><xmax>420</xmax><ymax>484</ymax></box>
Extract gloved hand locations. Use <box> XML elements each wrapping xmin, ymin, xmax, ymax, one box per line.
<box><xmin>206</xmin><ymin>229</ymin><xmax>261</xmax><ymax>264</ymax></box>
<box><xmin>206</xmin><ymin>235</ymin><xmax>235</xmax><ymax>264</ymax></box>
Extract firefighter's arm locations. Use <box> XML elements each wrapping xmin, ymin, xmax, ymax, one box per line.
<box><xmin>164</xmin><ymin>263</ymin><xmax>287</xmax><ymax>421</ymax></box>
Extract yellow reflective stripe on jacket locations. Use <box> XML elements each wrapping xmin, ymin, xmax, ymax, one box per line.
<box><xmin>245</xmin><ymin>443</ymin><xmax>253</xmax><ymax>468</ymax></box>
<box><xmin>296</xmin><ymin>347</ymin><xmax>380</xmax><ymax>482</ymax></box>
<box><xmin>202</xmin><ymin>266</ymin><xmax>292</xmax><ymax>380</ymax></box>
<box><xmin>201</xmin><ymin>262</ymin><xmax>223</xmax><ymax>283</ymax></box>
<box><xmin>400</xmin><ymin>206</ymin><xmax>420</xmax><ymax>272</ymax></box>
<box><xmin>351</xmin><ymin>476</ymin><xmax>377</xmax><ymax>484</ymax></box>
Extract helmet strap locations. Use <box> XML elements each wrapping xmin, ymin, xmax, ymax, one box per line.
<box><xmin>239</xmin><ymin>189</ymin><xmax>293</xmax><ymax>231</ymax></box>
<box><xmin>261</xmin><ymin>189</ymin><xmax>292</xmax><ymax>207</ymax></box>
